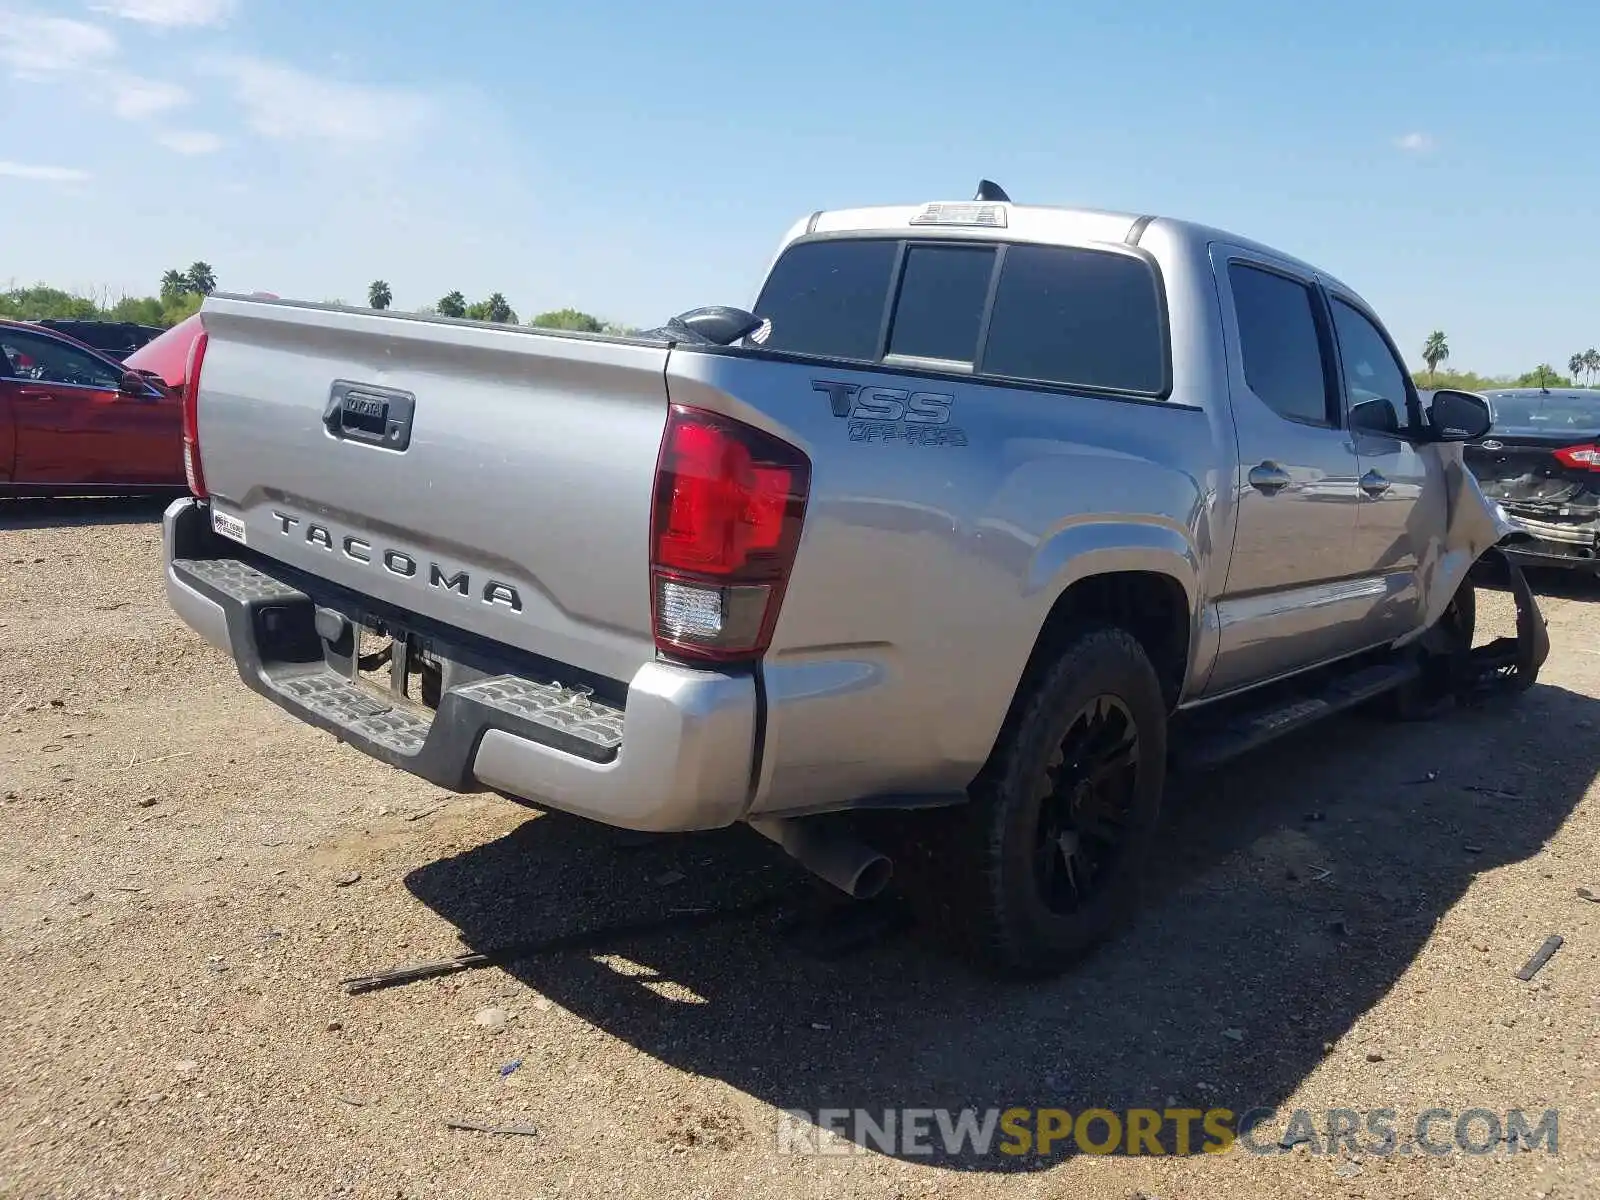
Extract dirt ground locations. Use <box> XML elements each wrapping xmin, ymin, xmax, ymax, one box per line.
<box><xmin>0</xmin><ymin>496</ymin><xmax>1596</xmax><ymax>1200</ymax></box>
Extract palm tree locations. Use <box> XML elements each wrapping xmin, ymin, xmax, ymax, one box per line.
<box><xmin>436</xmin><ymin>290</ymin><xmax>466</xmax><ymax>318</ymax></box>
<box><xmin>1570</xmin><ymin>353</ymin><xmax>1586</xmax><ymax>384</ymax></box>
<box><xmin>186</xmin><ymin>262</ymin><xmax>217</xmax><ymax>296</ymax></box>
<box><xmin>160</xmin><ymin>268</ymin><xmax>189</xmax><ymax>301</ymax></box>
<box><xmin>1421</xmin><ymin>330</ymin><xmax>1449</xmax><ymax>385</ymax></box>
<box><xmin>368</xmin><ymin>280</ymin><xmax>392</xmax><ymax>310</ymax></box>
<box><xmin>1584</xmin><ymin>348</ymin><xmax>1600</xmax><ymax>387</ymax></box>
<box><xmin>485</xmin><ymin>292</ymin><xmax>514</xmax><ymax>324</ymax></box>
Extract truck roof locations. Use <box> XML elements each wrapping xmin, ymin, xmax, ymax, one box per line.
<box><xmin>788</xmin><ymin>199</ymin><xmax>1358</xmax><ymax>299</ymax></box>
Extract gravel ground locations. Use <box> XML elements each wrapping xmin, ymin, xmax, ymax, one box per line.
<box><xmin>0</xmin><ymin>496</ymin><xmax>1596</xmax><ymax>1200</ymax></box>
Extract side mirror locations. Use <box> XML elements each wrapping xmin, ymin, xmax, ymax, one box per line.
<box><xmin>645</xmin><ymin>306</ymin><xmax>764</xmax><ymax>347</ymax></box>
<box><xmin>119</xmin><ymin>369</ymin><xmax>160</xmax><ymax>398</ymax></box>
<box><xmin>1426</xmin><ymin>389</ymin><xmax>1493</xmax><ymax>442</ymax></box>
<box><xmin>1349</xmin><ymin>398</ymin><xmax>1401</xmax><ymax>435</ymax></box>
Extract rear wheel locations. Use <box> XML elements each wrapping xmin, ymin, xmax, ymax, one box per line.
<box><xmin>922</xmin><ymin>624</ymin><xmax>1167</xmax><ymax>978</ymax></box>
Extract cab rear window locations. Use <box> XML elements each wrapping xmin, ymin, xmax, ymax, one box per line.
<box><xmin>753</xmin><ymin>236</ymin><xmax>1168</xmax><ymax>397</ymax></box>
<box><xmin>752</xmin><ymin>239</ymin><xmax>897</xmax><ymax>363</ymax></box>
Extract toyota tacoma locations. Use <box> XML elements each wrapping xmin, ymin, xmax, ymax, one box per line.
<box><xmin>161</xmin><ymin>183</ymin><xmax>1548</xmax><ymax>975</ymax></box>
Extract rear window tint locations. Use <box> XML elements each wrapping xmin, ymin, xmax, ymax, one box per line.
<box><xmin>1488</xmin><ymin>391</ymin><xmax>1600</xmax><ymax>432</ymax></box>
<box><xmin>1229</xmin><ymin>263</ymin><xmax>1334</xmax><ymax>426</ymax></box>
<box><xmin>753</xmin><ymin>236</ymin><xmax>1169</xmax><ymax>396</ymax></box>
<box><xmin>981</xmin><ymin>245</ymin><xmax>1166</xmax><ymax>394</ymax></box>
<box><xmin>886</xmin><ymin>243</ymin><xmax>995</xmax><ymax>364</ymax></box>
<box><xmin>753</xmin><ymin>238</ymin><xmax>896</xmax><ymax>361</ymax></box>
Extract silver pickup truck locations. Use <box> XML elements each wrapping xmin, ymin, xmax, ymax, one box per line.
<box><xmin>162</xmin><ymin>183</ymin><xmax>1548</xmax><ymax>976</ymax></box>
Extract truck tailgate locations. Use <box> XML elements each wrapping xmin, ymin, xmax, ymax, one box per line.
<box><xmin>194</xmin><ymin>297</ymin><xmax>671</xmax><ymax>685</ymax></box>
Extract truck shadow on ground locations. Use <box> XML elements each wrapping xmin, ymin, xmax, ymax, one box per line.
<box><xmin>1523</xmin><ymin>566</ymin><xmax>1600</xmax><ymax>603</ymax></box>
<box><xmin>0</xmin><ymin>494</ymin><xmax>175</xmax><ymax>531</ymax></box>
<box><xmin>404</xmin><ymin>681</ymin><xmax>1596</xmax><ymax>1172</ymax></box>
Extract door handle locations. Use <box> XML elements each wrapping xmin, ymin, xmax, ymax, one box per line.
<box><xmin>1360</xmin><ymin>469</ymin><xmax>1392</xmax><ymax>498</ymax></box>
<box><xmin>1248</xmin><ymin>462</ymin><xmax>1291</xmax><ymax>495</ymax></box>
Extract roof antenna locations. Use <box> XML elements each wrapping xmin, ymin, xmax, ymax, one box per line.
<box><xmin>974</xmin><ymin>179</ymin><xmax>1011</xmax><ymax>203</ymax></box>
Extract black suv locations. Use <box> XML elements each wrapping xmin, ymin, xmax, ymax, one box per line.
<box><xmin>33</xmin><ymin>319</ymin><xmax>166</xmax><ymax>361</ymax></box>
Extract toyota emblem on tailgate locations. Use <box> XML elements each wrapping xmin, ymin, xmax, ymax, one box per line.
<box><xmin>1481</xmin><ymin>439</ymin><xmax>1504</xmax><ymax>450</ymax></box>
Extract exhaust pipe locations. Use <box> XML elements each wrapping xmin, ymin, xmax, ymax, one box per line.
<box><xmin>749</xmin><ymin>816</ymin><xmax>893</xmax><ymax>900</ymax></box>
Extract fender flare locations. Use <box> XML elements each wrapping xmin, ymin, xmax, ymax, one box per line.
<box><xmin>1024</xmin><ymin>519</ymin><xmax>1203</xmax><ymax>691</ymax></box>
<box><xmin>1027</xmin><ymin>520</ymin><xmax>1200</xmax><ymax>605</ymax></box>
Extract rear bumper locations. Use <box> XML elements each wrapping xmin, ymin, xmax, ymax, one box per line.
<box><xmin>1497</xmin><ymin>509</ymin><xmax>1600</xmax><ymax>569</ymax></box>
<box><xmin>162</xmin><ymin>497</ymin><xmax>757</xmax><ymax>832</ymax></box>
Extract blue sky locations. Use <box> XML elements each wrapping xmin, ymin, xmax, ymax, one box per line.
<box><xmin>1</xmin><ymin>0</ymin><xmax>1595</xmax><ymax>375</ymax></box>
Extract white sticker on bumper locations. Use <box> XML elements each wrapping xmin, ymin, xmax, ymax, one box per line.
<box><xmin>212</xmin><ymin>509</ymin><xmax>247</xmax><ymax>545</ymax></box>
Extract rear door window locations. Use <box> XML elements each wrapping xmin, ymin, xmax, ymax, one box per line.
<box><xmin>981</xmin><ymin>245</ymin><xmax>1166</xmax><ymax>394</ymax></box>
<box><xmin>753</xmin><ymin>238</ymin><xmax>897</xmax><ymax>361</ymax></box>
<box><xmin>1228</xmin><ymin>263</ymin><xmax>1336</xmax><ymax>426</ymax></box>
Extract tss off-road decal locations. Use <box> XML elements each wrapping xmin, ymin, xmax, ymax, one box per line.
<box><xmin>811</xmin><ymin>381</ymin><xmax>969</xmax><ymax>447</ymax></box>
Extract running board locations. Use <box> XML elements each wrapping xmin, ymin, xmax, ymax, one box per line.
<box><xmin>1172</xmin><ymin>660</ymin><xmax>1420</xmax><ymax>774</ymax></box>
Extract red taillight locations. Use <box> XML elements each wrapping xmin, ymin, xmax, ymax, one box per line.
<box><xmin>181</xmin><ymin>330</ymin><xmax>209</xmax><ymax>498</ymax></box>
<box><xmin>1554</xmin><ymin>443</ymin><xmax>1600</xmax><ymax>471</ymax></box>
<box><xmin>649</xmin><ymin>405</ymin><xmax>810</xmax><ymax>664</ymax></box>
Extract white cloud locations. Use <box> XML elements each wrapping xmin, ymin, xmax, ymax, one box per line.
<box><xmin>92</xmin><ymin>0</ymin><xmax>235</xmax><ymax>26</ymax></box>
<box><xmin>106</xmin><ymin>73</ymin><xmax>189</xmax><ymax>118</ymax></box>
<box><xmin>0</xmin><ymin>15</ymin><xmax>117</xmax><ymax>77</ymax></box>
<box><xmin>158</xmin><ymin>129</ymin><xmax>224</xmax><ymax>155</ymax></box>
<box><xmin>0</xmin><ymin>161</ymin><xmax>92</xmax><ymax>183</ymax></box>
<box><xmin>209</xmin><ymin>55</ymin><xmax>437</xmax><ymax>145</ymax></box>
<box><xmin>1394</xmin><ymin>131</ymin><xmax>1436</xmax><ymax>153</ymax></box>
<box><xmin>0</xmin><ymin>19</ymin><xmax>188</xmax><ymax>118</ymax></box>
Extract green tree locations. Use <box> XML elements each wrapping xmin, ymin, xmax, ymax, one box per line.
<box><xmin>0</xmin><ymin>280</ymin><xmax>199</xmax><ymax>328</ymax></box>
<box><xmin>1421</xmin><ymin>330</ymin><xmax>1450</xmax><ymax>385</ymax></box>
<box><xmin>1518</xmin><ymin>364</ymin><xmax>1567</xmax><ymax>389</ymax></box>
<box><xmin>1410</xmin><ymin>368</ymin><xmax>1507</xmax><ymax>392</ymax></box>
<box><xmin>486</xmin><ymin>293</ymin><xmax>514</xmax><ymax>324</ymax></box>
<box><xmin>186</xmin><ymin>262</ymin><xmax>217</xmax><ymax>296</ymax></box>
<box><xmin>107</xmin><ymin>295</ymin><xmax>167</xmax><ymax>325</ymax></box>
<box><xmin>530</xmin><ymin>308</ymin><xmax>604</xmax><ymax>333</ymax></box>
<box><xmin>436</xmin><ymin>290</ymin><xmax>467</xmax><ymax>318</ymax></box>
<box><xmin>466</xmin><ymin>293</ymin><xmax>516</xmax><ymax>324</ymax></box>
<box><xmin>160</xmin><ymin>292</ymin><xmax>204</xmax><ymax>325</ymax></box>
<box><xmin>368</xmin><ymin>280</ymin><xmax>393</xmax><ymax>310</ymax></box>
<box><xmin>0</xmin><ymin>286</ymin><xmax>99</xmax><ymax>320</ymax></box>
<box><xmin>1584</xmin><ymin>348</ymin><xmax>1600</xmax><ymax>387</ymax></box>
<box><xmin>160</xmin><ymin>269</ymin><xmax>190</xmax><ymax>302</ymax></box>
<box><xmin>1569</xmin><ymin>352</ymin><xmax>1586</xmax><ymax>384</ymax></box>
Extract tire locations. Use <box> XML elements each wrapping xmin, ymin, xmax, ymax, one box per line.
<box><xmin>1378</xmin><ymin>579</ymin><xmax>1477</xmax><ymax>722</ymax></box>
<box><xmin>918</xmin><ymin>624</ymin><xmax>1168</xmax><ymax>978</ymax></box>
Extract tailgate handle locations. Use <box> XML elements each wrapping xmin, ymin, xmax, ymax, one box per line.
<box><xmin>322</xmin><ymin>380</ymin><xmax>416</xmax><ymax>452</ymax></box>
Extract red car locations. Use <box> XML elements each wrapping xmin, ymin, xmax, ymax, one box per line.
<box><xmin>0</xmin><ymin>317</ymin><xmax>190</xmax><ymax>494</ymax></box>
